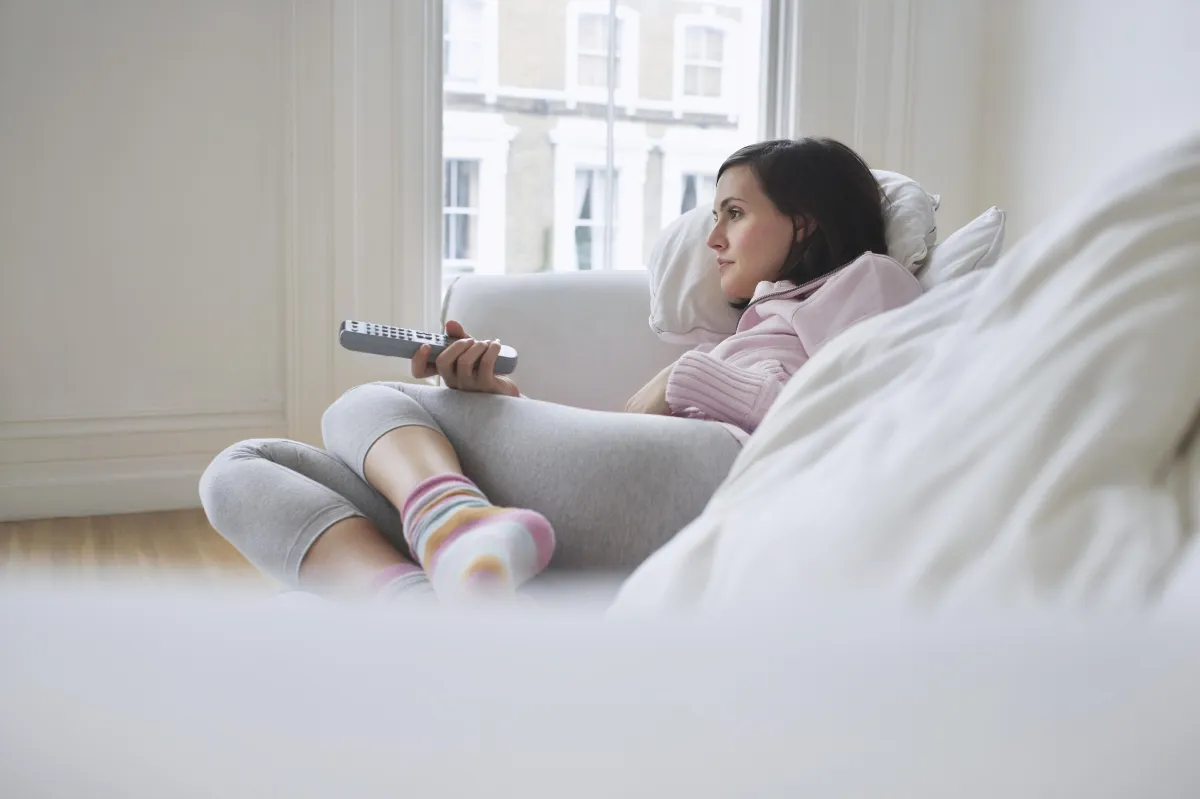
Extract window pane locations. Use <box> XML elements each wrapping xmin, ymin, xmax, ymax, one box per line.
<box><xmin>455</xmin><ymin>161</ymin><xmax>475</xmax><ymax>207</ymax></box>
<box><xmin>579</xmin><ymin>14</ymin><xmax>606</xmax><ymax>52</ymax></box>
<box><xmin>443</xmin><ymin>159</ymin><xmax>479</xmax><ymax>209</ymax></box>
<box><xmin>573</xmin><ymin>225</ymin><xmax>594</xmax><ymax>271</ymax></box>
<box><xmin>681</xmin><ymin>174</ymin><xmax>697</xmax><ymax>213</ymax></box>
<box><xmin>442</xmin><ymin>0</ymin><xmax>764</xmax><ymax>289</ymax></box>
<box><xmin>704</xmin><ymin>28</ymin><xmax>724</xmax><ymax>60</ymax></box>
<box><xmin>578</xmin><ymin>55</ymin><xmax>608</xmax><ymax>89</ymax></box>
<box><xmin>443</xmin><ymin>213</ymin><xmax>478</xmax><ymax>262</ymax></box>
<box><xmin>445</xmin><ymin>0</ymin><xmax>484</xmax><ymax>82</ymax></box>
<box><xmin>575</xmin><ymin>168</ymin><xmax>617</xmax><ymax>225</ymax></box>
<box><xmin>682</xmin><ymin>172</ymin><xmax>718</xmax><ymax>213</ymax></box>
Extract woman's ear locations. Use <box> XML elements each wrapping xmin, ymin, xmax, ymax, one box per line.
<box><xmin>793</xmin><ymin>216</ymin><xmax>815</xmax><ymax>242</ymax></box>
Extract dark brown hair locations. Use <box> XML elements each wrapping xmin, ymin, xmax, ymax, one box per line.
<box><xmin>717</xmin><ymin>137</ymin><xmax>888</xmax><ymax>290</ymax></box>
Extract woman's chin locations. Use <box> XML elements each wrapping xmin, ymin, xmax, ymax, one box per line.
<box><xmin>718</xmin><ymin>274</ymin><xmax>750</xmax><ymax>303</ymax></box>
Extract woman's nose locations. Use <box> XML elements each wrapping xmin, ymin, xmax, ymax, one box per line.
<box><xmin>705</xmin><ymin>224</ymin><xmax>725</xmax><ymax>251</ymax></box>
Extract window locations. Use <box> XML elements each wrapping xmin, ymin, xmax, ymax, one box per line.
<box><xmin>674</xmin><ymin>14</ymin><xmax>737</xmax><ymax>111</ymax></box>
<box><xmin>443</xmin><ymin>0</ymin><xmax>485</xmax><ymax>83</ymax></box>
<box><xmin>658</xmin><ymin>128</ymin><xmax>747</xmax><ymax>226</ymax></box>
<box><xmin>681</xmin><ymin>172</ymin><xmax>718</xmax><ymax>214</ymax></box>
<box><xmin>565</xmin><ymin>2</ymin><xmax>640</xmax><ymax>108</ymax></box>
<box><xmin>577</xmin><ymin>13</ymin><xmax>622</xmax><ymax>90</ymax></box>
<box><xmin>573</xmin><ymin>167</ymin><xmax>619</xmax><ymax>271</ymax></box>
<box><xmin>550</xmin><ymin>119</ymin><xmax>651</xmax><ymax>272</ymax></box>
<box><xmin>443</xmin><ymin>159</ymin><xmax>480</xmax><ymax>275</ymax></box>
<box><xmin>441</xmin><ymin>111</ymin><xmax>516</xmax><ymax>296</ymax></box>
<box><xmin>683</xmin><ymin>26</ymin><xmax>725</xmax><ymax>98</ymax></box>
<box><xmin>440</xmin><ymin>0</ymin><xmax>763</xmax><ymax>290</ymax></box>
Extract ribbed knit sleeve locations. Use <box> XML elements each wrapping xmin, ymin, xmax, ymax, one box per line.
<box><xmin>665</xmin><ymin>351</ymin><xmax>790</xmax><ymax>434</ymax></box>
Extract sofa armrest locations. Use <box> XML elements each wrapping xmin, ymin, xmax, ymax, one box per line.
<box><xmin>441</xmin><ymin>270</ymin><xmax>690</xmax><ymax>411</ymax></box>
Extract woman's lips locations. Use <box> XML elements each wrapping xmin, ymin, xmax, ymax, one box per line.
<box><xmin>717</xmin><ymin>259</ymin><xmax>733</xmax><ymax>271</ymax></box>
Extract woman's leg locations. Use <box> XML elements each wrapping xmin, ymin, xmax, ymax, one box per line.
<box><xmin>198</xmin><ymin>438</ymin><xmax>429</xmax><ymax>600</ymax></box>
<box><xmin>322</xmin><ymin>384</ymin><xmax>555</xmax><ymax>598</ymax></box>
<box><xmin>320</xmin><ymin>382</ymin><xmax>743</xmax><ymax>585</ymax></box>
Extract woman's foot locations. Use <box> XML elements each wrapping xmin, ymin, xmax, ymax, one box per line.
<box><xmin>402</xmin><ymin>474</ymin><xmax>555</xmax><ymax>601</ymax></box>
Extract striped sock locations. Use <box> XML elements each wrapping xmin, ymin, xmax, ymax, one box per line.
<box><xmin>402</xmin><ymin>474</ymin><xmax>555</xmax><ymax>599</ymax></box>
<box><xmin>370</xmin><ymin>562</ymin><xmax>435</xmax><ymax>602</ymax></box>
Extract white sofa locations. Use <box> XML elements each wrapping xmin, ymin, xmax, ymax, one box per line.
<box><xmin>441</xmin><ymin>270</ymin><xmax>682</xmax><ymax>411</ymax></box>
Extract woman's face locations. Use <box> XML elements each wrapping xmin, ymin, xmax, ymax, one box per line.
<box><xmin>706</xmin><ymin>164</ymin><xmax>800</xmax><ymax>301</ymax></box>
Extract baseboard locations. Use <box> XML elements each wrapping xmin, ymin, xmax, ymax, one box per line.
<box><xmin>0</xmin><ymin>463</ymin><xmax>210</xmax><ymax>522</ymax></box>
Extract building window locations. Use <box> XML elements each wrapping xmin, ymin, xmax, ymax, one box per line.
<box><xmin>573</xmin><ymin>167</ymin><xmax>619</xmax><ymax>271</ymax></box>
<box><xmin>441</xmin><ymin>111</ymin><xmax>517</xmax><ymax>298</ymax></box>
<box><xmin>658</xmin><ymin>128</ymin><xmax>748</xmax><ymax>227</ymax></box>
<box><xmin>576</xmin><ymin>13</ymin><xmax>623</xmax><ymax>90</ymax></box>
<box><xmin>550</xmin><ymin>118</ymin><xmax>651</xmax><ymax>272</ymax></box>
<box><xmin>443</xmin><ymin>159</ymin><xmax>480</xmax><ymax>273</ymax></box>
<box><xmin>443</xmin><ymin>0</ymin><xmax>490</xmax><ymax>85</ymax></box>
<box><xmin>680</xmin><ymin>172</ymin><xmax>718</xmax><ymax>214</ymax></box>
<box><xmin>673</xmin><ymin>14</ymin><xmax>737</xmax><ymax>111</ymax></box>
<box><xmin>682</xmin><ymin>26</ymin><xmax>724</xmax><ymax>98</ymax></box>
<box><xmin>565</xmin><ymin>2</ymin><xmax>640</xmax><ymax>108</ymax></box>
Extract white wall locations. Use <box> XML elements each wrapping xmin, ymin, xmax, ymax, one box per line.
<box><xmin>783</xmin><ymin>0</ymin><xmax>987</xmax><ymax>237</ymax></box>
<box><xmin>0</xmin><ymin>0</ymin><xmax>293</xmax><ymax>520</ymax></box>
<box><xmin>0</xmin><ymin>0</ymin><xmax>440</xmax><ymax>521</ymax></box>
<box><xmin>980</xmin><ymin>0</ymin><xmax>1200</xmax><ymax>241</ymax></box>
<box><xmin>904</xmin><ymin>0</ymin><xmax>986</xmax><ymax>236</ymax></box>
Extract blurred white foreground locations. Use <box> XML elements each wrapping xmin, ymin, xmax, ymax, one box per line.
<box><xmin>1</xmin><ymin>575</ymin><xmax>1198</xmax><ymax>798</ymax></box>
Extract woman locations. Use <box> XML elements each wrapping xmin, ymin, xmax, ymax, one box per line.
<box><xmin>200</xmin><ymin>137</ymin><xmax>922</xmax><ymax>602</ymax></box>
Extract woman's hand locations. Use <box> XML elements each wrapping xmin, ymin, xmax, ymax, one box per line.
<box><xmin>624</xmin><ymin>361</ymin><xmax>675</xmax><ymax>415</ymax></box>
<box><xmin>411</xmin><ymin>320</ymin><xmax>521</xmax><ymax>397</ymax></box>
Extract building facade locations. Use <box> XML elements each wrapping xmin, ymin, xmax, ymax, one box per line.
<box><xmin>441</xmin><ymin>0</ymin><xmax>763</xmax><ymax>288</ymax></box>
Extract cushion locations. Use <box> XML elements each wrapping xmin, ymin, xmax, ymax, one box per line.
<box><xmin>916</xmin><ymin>206</ymin><xmax>1007</xmax><ymax>290</ymax></box>
<box><xmin>648</xmin><ymin>170</ymin><xmax>939</xmax><ymax>345</ymax></box>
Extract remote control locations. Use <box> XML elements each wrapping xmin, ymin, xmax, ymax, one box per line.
<box><xmin>338</xmin><ymin>320</ymin><xmax>518</xmax><ymax>375</ymax></box>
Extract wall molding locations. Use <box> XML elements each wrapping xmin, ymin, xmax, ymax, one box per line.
<box><xmin>0</xmin><ymin>410</ymin><xmax>284</xmax><ymax>441</ymax></box>
<box><xmin>0</xmin><ymin>454</ymin><xmax>236</xmax><ymax>522</ymax></box>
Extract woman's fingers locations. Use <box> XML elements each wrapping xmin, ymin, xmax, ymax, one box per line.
<box><xmin>478</xmin><ymin>340</ymin><xmax>502</xmax><ymax>387</ymax></box>
<box><xmin>435</xmin><ymin>337</ymin><xmax>474</xmax><ymax>385</ymax></box>
<box><xmin>444</xmin><ymin>319</ymin><xmax>470</xmax><ymax>339</ymax></box>
<box><xmin>457</xmin><ymin>339</ymin><xmax>491</xmax><ymax>389</ymax></box>
<box><xmin>411</xmin><ymin>344</ymin><xmax>433</xmax><ymax>380</ymax></box>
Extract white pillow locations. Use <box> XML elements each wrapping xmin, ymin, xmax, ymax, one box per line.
<box><xmin>916</xmin><ymin>206</ymin><xmax>1007</xmax><ymax>291</ymax></box>
<box><xmin>647</xmin><ymin>170</ymin><xmax>940</xmax><ymax>345</ymax></box>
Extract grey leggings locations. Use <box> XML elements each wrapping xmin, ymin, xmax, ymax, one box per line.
<box><xmin>199</xmin><ymin>382</ymin><xmax>742</xmax><ymax>587</ymax></box>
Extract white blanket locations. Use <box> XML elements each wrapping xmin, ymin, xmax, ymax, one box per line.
<box><xmin>612</xmin><ymin>135</ymin><xmax>1200</xmax><ymax>613</ymax></box>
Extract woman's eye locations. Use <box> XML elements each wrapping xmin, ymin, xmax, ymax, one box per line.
<box><xmin>727</xmin><ymin>208</ymin><xmax>742</xmax><ymax>219</ymax></box>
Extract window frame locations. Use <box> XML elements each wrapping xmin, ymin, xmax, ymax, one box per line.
<box><xmin>441</xmin><ymin>110</ymin><xmax>517</xmax><ymax>282</ymax></box>
<box><xmin>287</xmin><ymin>0</ymin><xmax>922</xmax><ymax>438</ymax></box>
<box><xmin>571</xmin><ymin>166</ymin><xmax>621</xmax><ymax>271</ymax></box>
<box><xmin>441</xmin><ymin>158</ymin><xmax>480</xmax><ymax>271</ymax></box>
<box><xmin>673</xmin><ymin>12</ymin><xmax>740</xmax><ymax>116</ymax></box>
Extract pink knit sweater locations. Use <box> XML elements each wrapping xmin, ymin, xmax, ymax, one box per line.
<box><xmin>665</xmin><ymin>252</ymin><xmax>922</xmax><ymax>444</ymax></box>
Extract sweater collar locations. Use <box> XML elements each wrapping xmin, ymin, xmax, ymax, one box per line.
<box><xmin>747</xmin><ymin>268</ymin><xmax>842</xmax><ymax>306</ymax></box>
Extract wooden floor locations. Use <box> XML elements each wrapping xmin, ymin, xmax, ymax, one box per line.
<box><xmin>0</xmin><ymin>509</ymin><xmax>272</xmax><ymax>591</ymax></box>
